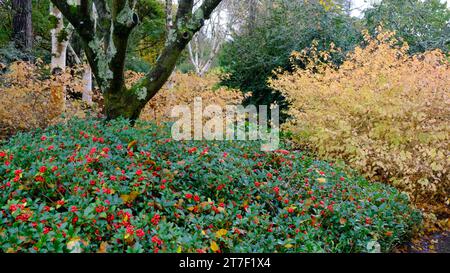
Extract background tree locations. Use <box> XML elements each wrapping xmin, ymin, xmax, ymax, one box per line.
<box><xmin>247</xmin><ymin>0</ymin><xmax>258</xmax><ymax>31</ymax></box>
<box><xmin>219</xmin><ymin>0</ymin><xmax>361</xmax><ymax>116</ymax></box>
<box><xmin>165</xmin><ymin>0</ymin><xmax>173</xmax><ymax>32</ymax></box>
<box><xmin>1</xmin><ymin>0</ymin><xmax>56</xmax><ymax>63</ymax></box>
<box><xmin>50</xmin><ymin>4</ymin><xmax>72</xmax><ymax>72</ymax></box>
<box><xmin>126</xmin><ymin>0</ymin><xmax>166</xmax><ymax>72</ymax></box>
<box><xmin>187</xmin><ymin>0</ymin><xmax>231</xmax><ymax>76</ymax></box>
<box><xmin>50</xmin><ymin>0</ymin><xmax>223</xmax><ymax>121</ymax></box>
<box><xmin>12</xmin><ymin>0</ymin><xmax>32</xmax><ymax>52</ymax></box>
<box><xmin>364</xmin><ymin>0</ymin><xmax>450</xmax><ymax>54</ymax></box>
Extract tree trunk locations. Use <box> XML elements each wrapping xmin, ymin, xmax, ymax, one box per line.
<box><xmin>50</xmin><ymin>4</ymin><xmax>73</xmax><ymax>114</ymax></box>
<box><xmin>50</xmin><ymin>5</ymin><xmax>70</xmax><ymax>72</ymax></box>
<box><xmin>82</xmin><ymin>64</ymin><xmax>93</xmax><ymax>105</ymax></box>
<box><xmin>68</xmin><ymin>42</ymin><xmax>93</xmax><ymax>105</ymax></box>
<box><xmin>12</xmin><ymin>0</ymin><xmax>32</xmax><ymax>52</ymax></box>
<box><xmin>51</xmin><ymin>0</ymin><xmax>223</xmax><ymax>122</ymax></box>
<box><xmin>165</xmin><ymin>0</ymin><xmax>173</xmax><ymax>33</ymax></box>
<box><xmin>248</xmin><ymin>0</ymin><xmax>257</xmax><ymax>32</ymax></box>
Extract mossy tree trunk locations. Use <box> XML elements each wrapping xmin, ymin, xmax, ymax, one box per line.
<box><xmin>50</xmin><ymin>0</ymin><xmax>223</xmax><ymax>121</ymax></box>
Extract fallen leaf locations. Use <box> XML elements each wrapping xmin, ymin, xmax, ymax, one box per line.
<box><xmin>97</xmin><ymin>241</ymin><xmax>108</xmax><ymax>253</ymax></box>
<box><xmin>127</xmin><ymin>140</ymin><xmax>138</xmax><ymax>150</ymax></box>
<box><xmin>67</xmin><ymin>237</ymin><xmax>88</xmax><ymax>253</ymax></box>
<box><xmin>215</xmin><ymin>229</ymin><xmax>228</xmax><ymax>238</ymax></box>
<box><xmin>120</xmin><ymin>191</ymin><xmax>139</xmax><ymax>203</ymax></box>
<box><xmin>317</xmin><ymin>178</ymin><xmax>327</xmax><ymax>183</ymax></box>
<box><xmin>210</xmin><ymin>241</ymin><xmax>219</xmax><ymax>252</ymax></box>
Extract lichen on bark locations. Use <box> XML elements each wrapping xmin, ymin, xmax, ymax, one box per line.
<box><xmin>116</xmin><ymin>0</ymin><xmax>135</xmax><ymax>26</ymax></box>
<box><xmin>86</xmin><ymin>20</ymin><xmax>118</xmax><ymax>91</ymax></box>
<box><xmin>136</xmin><ymin>87</ymin><xmax>148</xmax><ymax>101</ymax></box>
<box><xmin>66</xmin><ymin>0</ymin><xmax>79</xmax><ymax>6</ymax></box>
<box><xmin>88</xmin><ymin>36</ymin><xmax>115</xmax><ymax>90</ymax></box>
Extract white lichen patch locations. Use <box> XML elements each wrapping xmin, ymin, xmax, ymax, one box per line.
<box><xmin>107</xmin><ymin>24</ymin><xmax>117</xmax><ymax>57</ymax></box>
<box><xmin>136</xmin><ymin>87</ymin><xmax>147</xmax><ymax>101</ymax></box>
<box><xmin>193</xmin><ymin>8</ymin><xmax>204</xmax><ymax>23</ymax></box>
<box><xmin>165</xmin><ymin>29</ymin><xmax>177</xmax><ymax>46</ymax></box>
<box><xmin>66</xmin><ymin>0</ymin><xmax>79</xmax><ymax>6</ymax></box>
<box><xmin>116</xmin><ymin>0</ymin><xmax>135</xmax><ymax>26</ymax></box>
<box><xmin>88</xmin><ymin>37</ymin><xmax>115</xmax><ymax>90</ymax></box>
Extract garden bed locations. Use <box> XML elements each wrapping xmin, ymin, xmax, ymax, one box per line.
<box><xmin>0</xmin><ymin>118</ymin><xmax>421</xmax><ymax>253</ymax></box>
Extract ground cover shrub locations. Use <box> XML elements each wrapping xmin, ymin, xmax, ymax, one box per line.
<box><xmin>0</xmin><ymin>118</ymin><xmax>421</xmax><ymax>253</ymax></box>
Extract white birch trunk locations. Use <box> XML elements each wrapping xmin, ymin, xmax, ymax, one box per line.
<box><xmin>50</xmin><ymin>4</ymin><xmax>69</xmax><ymax>114</ymax></box>
<box><xmin>50</xmin><ymin>5</ymin><xmax>69</xmax><ymax>72</ymax></box>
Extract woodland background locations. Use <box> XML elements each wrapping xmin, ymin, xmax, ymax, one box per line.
<box><xmin>0</xmin><ymin>0</ymin><xmax>449</xmax><ymax>253</ymax></box>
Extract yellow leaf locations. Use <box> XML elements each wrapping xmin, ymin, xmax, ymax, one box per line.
<box><xmin>304</xmin><ymin>198</ymin><xmax>312</xmax><ymax>208</ymax></box>
<box><xmin>120</xmin><ymin>191</ymin><xmax>139</xmax><ymax>203</ymax></box>
<box><xmin>67</xmin><ymin>237</ymin><xmax>88</xmax><ymax>253</ymax></box>
<box><xmin>97</xmin><ymin>241</ymin><xmax>108</xmax><ymax>253</ymax></box>
<box><xmin>177</xmin><ymin>245</ymin><xmax>182</xmax><ymax>253</ymax></box>
<box><xmin>215</xmin><ymin>229</ymin><xmax>228</xmax><ymax>238</ymax></box>
<box><xmin>6</xmin><ymin>248</ymin><xmax>16</xmax><ymax>253</ymax></box>
<box><xmin>144</xmin><ymin>159</ymin><xmax>156</xmax><ymax>165</ymax></box>
<box><xmin>284</xmin><ymin>244</ymin><xmax>294</xmax><ymax>249</ymax></box>
<box><xmin>317</xmin><ymin>178</ymin><xmax>327</xmax><ymax>183</ymax></box>
<box><xmin>162</xmin><ymin>168</ymin><xmax>174</xmax><ymax>180</ymax></box>
<box><xmin>200</xmin><ymin>201</ymin><xmax>210</xmax><ymax>209</ymax></box>
<box><xmin>210</xmin><ymin>241</ymin><xmax>219</xmax><ymax>252</ymax></box>
<box><xmin>127</xmin><ymin>140</ymin><xmax>138</xmax><ymax>150</ymax></box>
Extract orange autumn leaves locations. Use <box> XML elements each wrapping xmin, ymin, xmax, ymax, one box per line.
<box><xmin>123</xmin><ymin>70</ymin><xmax>244</xmax><ymax>123</ymax></box>
<box><xmin>0</xmin><ymin>61</ymin><xmax>87</xmax><ymax>138</ymax></box>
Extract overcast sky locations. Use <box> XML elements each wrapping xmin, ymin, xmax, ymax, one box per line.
<box><xmin>350</xmin><ymin>0</ymin><xmax>370</xmax><ymax>17</ymax></box>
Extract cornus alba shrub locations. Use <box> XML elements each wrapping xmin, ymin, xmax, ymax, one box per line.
<box><xmin>0</xmin><ymin>118</ymin><xmax>420</xmax><ymax>253</ymax></box>
<box><xmin>270</xmin><ymin>30</ymin><xmax>450</xmax><ymax>205</ymax></box>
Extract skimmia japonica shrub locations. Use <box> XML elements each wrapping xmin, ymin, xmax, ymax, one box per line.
<box><xmin>271</xmin><ymin>29</ymin><xmax>450</xmax><ymax>206</ymax></box>
<box><xmin>0</xmin><ymin>118</ymin><xmax>420</xmax><ymax>253</ymax></box>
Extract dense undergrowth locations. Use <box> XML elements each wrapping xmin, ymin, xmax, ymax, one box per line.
<box><xmin>0</xmin><ymin>118</ymin><xmax>421</xmax><ymax>253</ymax></box>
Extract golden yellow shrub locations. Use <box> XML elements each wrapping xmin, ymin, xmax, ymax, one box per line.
<box><xmin>0</xmin><ymin>61</ymin><xmax>85</xmax><ymax>138</ymax></box>
<box><xmin>1</xmin><ymin>61</ymin><xmax>242</xmax><ymax>140</ymax></box>
<box><xmin>270</xmin><ymin>30</ymin><xmax>450</xmax><ymax>204</ymax></box>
